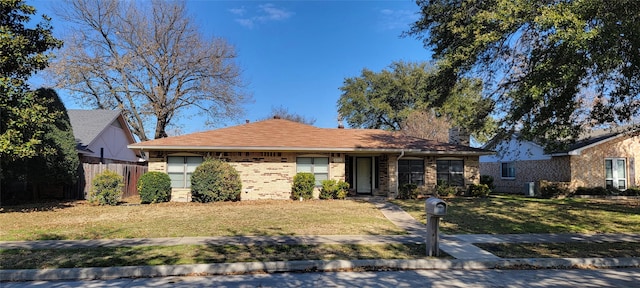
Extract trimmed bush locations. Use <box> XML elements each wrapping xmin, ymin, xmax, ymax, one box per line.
<box><xmin>538</xmin><ymin>181</ymin><xmax>572</xmax><ymax>198</ymax></box>
<box><xmin>138</xmin><ymin>171</ymin><xmax>172</xmax><ymax>204</ymax></box>
<box><xmin>480</xmin><ymin>175</ymin><xmax>495</xmax><ymax>190</ymax></box>
<box><xmin>291</xmin><ymin>172</ymin><xmax>315</xmax><ymax>200</ymax></box>
<box><xmin>467</xmin><ymin>183</ymin><xmax>491</xmax><ymax>198</ymax></box>
<box><xmin>88</xmin><ymin>170</ymin><xmax>123</xmax><ymax>206</ymax></box>
<box><xmin>320</xmin><ymin>179</ymin><xmax>350</xmax><ymax>200</ymax></box>
<box><xmin>575</xmin><ymin>186</ymin><xmax>609</xmax><ymax>196</ymax></box>
<box><xmin>435</xmin><ymin>181</ymin><xmax>458</xmax><ymax>197</ymax></box>
<box><xmin>622</xmin><ymin>187</ymin><xmax>640</xmax><ymax>196</ymax></box>
<box><xmin>397</xmin><ymin>183</ymin><xmax>419</xmax><ymax>200</ymax></box>
<box><xmin>191</xmin><ymin>159</ymin><xmax>242</xmax><ymax>203</ymax></box>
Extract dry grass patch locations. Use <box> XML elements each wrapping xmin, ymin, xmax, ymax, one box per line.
<box><xmin>0</xmin><ymin>200</ymin><xmax>405</xmax><ymax>241</ymax></box>
<box><xmin>0</xmin><ymin>244</ymin><xmax>436</xmax><ymax>270</ymax></box>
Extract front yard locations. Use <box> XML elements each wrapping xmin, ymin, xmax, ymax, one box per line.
<box><xmin>0</xmin><ymin>199</ymin><xmax>405</xmax><ymax>241</ymax></box>
<box><xmin>392</xmin><ymin>195</ymin><xmax>640</xmax><ymax>234</ymax></box>
<box><xmin>1</xmin><ymin>195</ymin><xmax>639</xmax><ymax>269</ymax></box>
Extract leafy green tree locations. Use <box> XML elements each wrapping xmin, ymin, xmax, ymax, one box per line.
<box><xmin>337</xmin><ymin>61</ymin><xmax>494</xmax><ymax>142</ymax></box>
<box><xmin>406</xmin><ymin>0</ymin><xmax>640</xmax><ymax>150</ymax></box>
<box><xmin>2</xmin><ymin>89</ymin><xmax>79</xmax><ymax>201</ymax></box>
<box><xmin>0</xmin><ymin>0</ymin><xmax>63</xmax><ymax>160</ymax></box>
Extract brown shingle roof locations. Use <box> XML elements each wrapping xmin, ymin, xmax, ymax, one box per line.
<box><xmin>129</xmin><ymin>119</ymin><xmax>491</xmax><ymax>155</ymax></box>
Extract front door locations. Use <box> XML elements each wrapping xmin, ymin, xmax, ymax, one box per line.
<box><xmin>356</xmin><ymin>157</ymin><xmax>372</xmax><ymax>194</ymax></box>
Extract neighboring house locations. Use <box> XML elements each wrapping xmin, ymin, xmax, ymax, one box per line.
<box><xmin>128</xmin><ymin>118</ymin><xmax>492</xmax><ymax>201</ymax></box>
<box><xmin>68</xmin><ymin>109</ymin><xmax>140</xmax><ymax>164</ymax></box>
<box><xmin>480</xmin><ymin>127</ymin><xmax>640</xmax><ymax>193</ymax></box>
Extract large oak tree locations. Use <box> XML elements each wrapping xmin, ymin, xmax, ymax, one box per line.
<box><xmin>337</xmin><ymin>61</ymin><xmax>495</xmax><ymax>142</ymax></box>
<box><xmin>51</xmin><ymin>0</ymin><xmax>250</xmax><ymax>141</ymax></box>
<box><xmin>407</xmin><ymin>0</ymin><xmax>640</xmax><ymax>150</ymax></box>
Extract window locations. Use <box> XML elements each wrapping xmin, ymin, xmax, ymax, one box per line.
<box><xmin>436</xmin><ymin>160</ymin><xmax>464</xmax><ymax>186</ymax></box>
<box><xmin>167</xmin><ymin>156</ymin><xmax>203</xmax><ymax>188</ymax></box>
<box><xmin>501</xmin><ymin>162</ymin><xmax>515</xmax><ymax>179</ymax></box>
<box><xmin>297</xmin><ymin>157</ymin><xmax>329</xmax><ymax>185</ymax></box>
<box><xmin>398</xmin><ymin>159</ymin><xmax>424</xmax><ymax>186</ymax></box>
<box><xmin>605</xmin><ymin>158</ymin><xmax>626</xmax><ymax>190</ymax></box>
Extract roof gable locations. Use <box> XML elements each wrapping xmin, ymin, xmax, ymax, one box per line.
<box><xmin>68</xmin><ymin>110</ymin><xmax>136</xmax><ymax>148</ymax></box>
<box><xmin>129</xmin><ymin>119</ymin><xmax>491</xmax><ymax>155</ymax></box>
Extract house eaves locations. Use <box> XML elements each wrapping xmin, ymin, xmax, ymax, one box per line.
<box><xmin>127</xmin><ymin>145</ymin><xmax>494</xmax><ymax>156</ymax></box>
<box><xmin>548</xmin><ymin>133</ymin><xmax>626</xmax><ymax>156</ymax></box>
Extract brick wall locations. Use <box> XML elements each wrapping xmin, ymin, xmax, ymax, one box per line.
<box><xmin>481</xmin><ymin>158</ymin><xmax>570</xmax><ymax>193</ymax></box>
<box><xmin>569</xmin><ymin>135</ymin><xmax>640</xmax><ymax>189</ymax></box>
<box><xmin>480</xmin><ymin>134</ymin><xmax>640</xmax><ymax>193</ymax></box>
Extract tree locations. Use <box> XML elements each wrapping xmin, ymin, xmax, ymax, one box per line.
<box><xmin>50</xmin><ymin>0</ymin><xmax>250</xmax><ymax>141</ymax></box>
<box><xmin>401</xmin><ymin>110</ymin><xmax>450</xmax><ymax>143</ymax></box>
<box><xmin>406</xmin><ymin>0</ymin><xmax>640</xmax><ymax>150</ymax></box>
<box><xmin>0</xmin><ymin>0</ymin><xmax>63</xmax><ymax>160</ymax></box>
<box><xmin>337</xmin><ymin>61</ymin><xmax>494</xmax><ymax>141</ymax></box>
<box><xmin>6</xmin><ymin>89</ymin><xmax>79</xmax><ymax>200</ymax></box>
<box><xmin>263</xmin><ymin>105</ymin><xmax>316</xmax><ymax>125</ymax></box>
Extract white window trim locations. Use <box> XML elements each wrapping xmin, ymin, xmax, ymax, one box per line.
<box><xmin>605</xmin><ymin>158</ymin><xmax>627</xmax><ymax>190</ymax></box>
<box><xmin>501</xmin><ymin>162</ymin><xmax>516</xmax><ymax>179</ymax></box>
<box><xmin>296</xmin><ymin>157</ymin><xmax>330</xmax><ymax>186</ymax></box>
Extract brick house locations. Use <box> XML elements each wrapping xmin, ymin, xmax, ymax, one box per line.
<box><xmin>128</xmin><ymin>119</ymin><xmax>492</xmax><ymax>201</ymax></box>
<box><xmin>480</xmin><ymin>127</ymin><xmax>640</xmax><ymax>193</ymax></box>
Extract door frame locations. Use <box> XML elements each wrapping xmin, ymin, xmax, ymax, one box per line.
<box><xmin>354</xmin><ymin>156</ymin><xmax>376</xmax><ymax>195</ymax></box>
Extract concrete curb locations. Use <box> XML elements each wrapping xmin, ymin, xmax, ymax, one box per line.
<box><xmin>2</xmin><ymin>257</ymin><xmax>640</xmax><ymax>282</ymax></box>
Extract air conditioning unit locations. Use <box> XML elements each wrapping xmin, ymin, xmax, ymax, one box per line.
<box><xmin>523</xmin><ymin>182</ymin><xmax>535</xmax><ymax>197</ymax></box>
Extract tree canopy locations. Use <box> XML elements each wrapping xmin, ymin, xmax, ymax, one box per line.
<box><xmin>51</xmin><ymin>0</ymin><xmax>250</xmax><ymax>141</ymax></box>
<box><xmin>337</xmin><ymin>61</ymin><xmax>495</xmax><ymax>142</ymax></box>
<box><xmin>263</xmin><ymin>105</ymin><xmax>316</xmax><ymax>125</ymax></box>
<box><xmin>407</xmin><ymin>0</ymin><xmax>640</xmax><ymax>150</ymax></box>
<box><xmin>0</xmin><ymin>0</ymin><xmax>63</xmax><ymax>160</ymax></box>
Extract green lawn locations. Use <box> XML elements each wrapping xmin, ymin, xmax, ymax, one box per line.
<box><xmin>0</xmin><ymin>244</ymin><xmax>434</xmax><ymax>270</ymax></box>
<box><xmin>0</xmin><ymin>199</ymin><xmax>405</xmax><ymax>241</ymax></box>
<box><xmin>392</xmin><ymin>195</ymin><xmax>640</xmax><ymax>234</ymax></box>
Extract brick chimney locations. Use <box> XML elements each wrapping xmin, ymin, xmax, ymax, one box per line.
<box><xmin>449</xmin><ymin>127</ymin><xmax>470</xmax><ymax>146</ymax></box>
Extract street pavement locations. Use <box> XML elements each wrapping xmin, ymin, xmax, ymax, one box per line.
<box><xmin>4</xmin><ymin>268</ymin><xmax>640</xmax><ymax>287</ymax></box>
<box><xmin>1</xmin><ymin>197</ymin><xmax>639</xmax><ymax>285</ymax></box>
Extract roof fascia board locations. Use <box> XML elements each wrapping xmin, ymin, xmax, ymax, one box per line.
<box><xmin>127</xmin><ymin>145</ymin><xmax>494</xmax><ymax>156</ymax></box>
<box><xmin>549</xmin><ymin>133</ymin><xmax>625</xmax><ymax>157</ymax></box>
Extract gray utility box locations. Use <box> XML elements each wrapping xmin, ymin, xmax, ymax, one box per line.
<box><xmin>425</xmin><ymin>197</ymin><xmax>447</xmax><ymax>216</ymax></box>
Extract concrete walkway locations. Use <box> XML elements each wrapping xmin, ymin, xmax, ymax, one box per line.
<box><xmin>2</xmin><ymin>198</ymin><xmax>640</xmax><ymax>282</ymax></box>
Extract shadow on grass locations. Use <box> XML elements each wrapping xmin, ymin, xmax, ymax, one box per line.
<box><xmin>0</xmin><ymin>201</ymin><xmax>76</xmax><ymax>213</ymax></box>
<box><xmin>393</xmin><ymin>195</ymin><xmax>640</xmax><ymax>234</ymax></box>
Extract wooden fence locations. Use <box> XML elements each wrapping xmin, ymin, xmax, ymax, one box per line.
<box><xmin>78</xmin><ymin>163</ymin><xmax>147</xmax><ymax>199</ymax></box>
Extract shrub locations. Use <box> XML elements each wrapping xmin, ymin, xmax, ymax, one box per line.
<box><xmin>538</xmin><ymin>181</ymin><xmax>572</xmax><ymax>198</ymax></box>
<box><xmin>191</xmin><ymin>159</ymin><xmax>242</xmax><ymax>203</ymax></box>
<box><xmin>320</xmin><ymin>179</ymin><xmax>350</xmax><ymax>200</ymax></box>
<box><xmin>622</xmin><ymin>187</ymin><xmax>640</xmax><ymax>196</ymax></box>
<box><xmin>480</xmin><ymin>175</ymin><xmax>495</xmax><ymax>190</ymax></box>
<box><xmin>88</xmin><ymin>170</ymin><xmax>123</xmax><ymax>206</ymax></box>
<box><xmin>397</xmin><ymin>183</ymin><xmax>420</xmax><ymax>200</ymax></box>
<box><xmin>291</xmin><ymin>172</ymin><xmax>315</xmax><ymax>200</ymax></box>
<box><xmin>138</xmin><ymin>171</ymin><xmax>172</xmax><ymax>204</ymax></box>
<box><xmin>575</xmin><ymin>186</ymin><xmax>609</xmax><ymax>196</ymax></box>
<box><xmin>467</xmin><ymin>183</ymin><xmax>491</xmax><ymax>198</ymax></box>
<box><xmin>435</xmin><ymin>181</ymin><xmax>458</xmax><ymax>197</ymax></box>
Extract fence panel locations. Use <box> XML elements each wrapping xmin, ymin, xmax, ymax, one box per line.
<box><xmin>80</xmin><ymin>163</ymin><xmax>147</xmax><ymax>199</ymax></box>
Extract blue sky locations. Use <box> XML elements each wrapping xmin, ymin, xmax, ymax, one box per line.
<box><xmin>30</xmin><ymin>0</ymin><xmax>432</xmax><ymax>134</ymax></box>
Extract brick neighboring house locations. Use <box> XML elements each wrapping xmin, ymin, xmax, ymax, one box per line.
<box><xmin>128</xmin><ymin>119</ymin><xmax>493</xmax><ymax>201</ymax></box>
<box><xmin>480</xmin><ymin>127</ymin><xmax>640</xmax><ymax>193</ymax></box>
